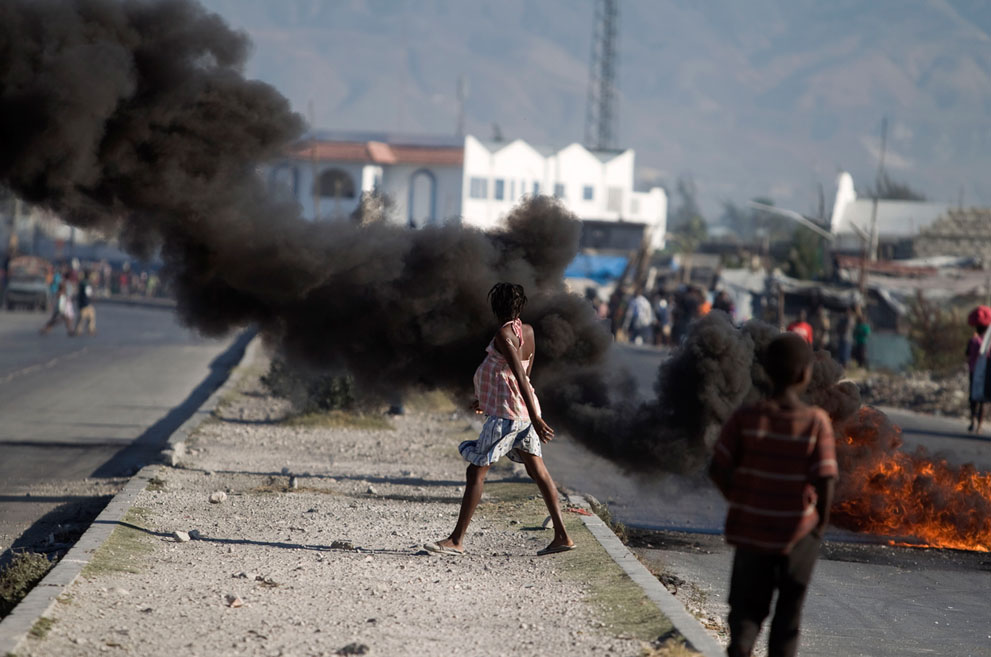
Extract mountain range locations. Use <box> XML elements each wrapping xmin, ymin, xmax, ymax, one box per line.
<box><xmin>198</xmin><ymin>0</ymin><xmax>991</xmax><ymax>217</ymax></box>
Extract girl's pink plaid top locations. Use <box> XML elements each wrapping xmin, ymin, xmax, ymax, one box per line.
<box><xmin>473</xmin><ymin>319</ymin><xmax>541</xmax><ymax>420</ymax></box>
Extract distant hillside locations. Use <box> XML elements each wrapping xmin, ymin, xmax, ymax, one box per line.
<box><xmin>199</xmin><ymin>0</ymin><xmax>991</xmax><ymax>215</ymax></box>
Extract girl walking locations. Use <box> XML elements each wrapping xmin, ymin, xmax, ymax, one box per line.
<box><xmin>426</xmin><ymin>283</ymin><xmax>574</xmax><ymax>556</ymax></box>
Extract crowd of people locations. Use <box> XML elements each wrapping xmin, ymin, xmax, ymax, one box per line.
<box><xmin>591</xmin><ymin>284</ymin><xmax>737</xmax><ymax>347</ymax></box>
<box><xmin>592</xmin><ymin>282</ymin><xmax>873</xmax><ymax>371</ymax></box>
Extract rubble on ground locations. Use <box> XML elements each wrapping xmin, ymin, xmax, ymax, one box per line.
<box><xmin>858</xmin><ymin>368</ymin><xmax>969</xmax><ymax>418</ymax></box>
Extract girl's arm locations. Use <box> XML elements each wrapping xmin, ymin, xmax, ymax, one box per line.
<box><xmin>493</xmin><ymin>325</ymin><xmax>554</xmax><ymax>442</ymax></box>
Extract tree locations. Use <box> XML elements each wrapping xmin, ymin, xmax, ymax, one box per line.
<box><xmin>668</xmin><ymin>176</ymin><xmax>708</xmax><ymax>251</ymax></box>
<box><xmin>861</xmin><ymin>173</ymin><xmax>926</xmax><ymax>201</ymax></box>
<box><xmin>787</xmin><ymin>226</ymin><xmax>824</xmax><ymax>280</ymax></box>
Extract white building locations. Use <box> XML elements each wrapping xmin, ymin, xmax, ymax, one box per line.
<box><xmin>460</xmin><ymin>136</ymin><xmax>666</xmax><ymax>249</ymax></box>
<box><xmin>268</xmin><ymin>131</ymin><xmax>464</xmax><ymax>227</ymax></box>
<box><xmin>829</xmin><ymin>171</ymin><xmax>951</xmax><ymax>258</ymax></box>
<box><xmin>267</xmin><ymin>132</ymin><xmax>666</xmax><ymax>250</ymax></box>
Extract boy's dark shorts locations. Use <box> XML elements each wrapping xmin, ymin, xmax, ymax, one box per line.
<box><xmin>727</xmin><ymin>532</ymin><xmax>822</xmax><ymax>657</ymax></box>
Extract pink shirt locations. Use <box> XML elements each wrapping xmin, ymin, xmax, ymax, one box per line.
<box><xmin>473</xmin><ymin>319</ymin><xmax>540</xmax><ymax>420</ymax></box>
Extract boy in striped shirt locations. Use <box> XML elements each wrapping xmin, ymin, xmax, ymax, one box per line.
<box><xmin>709</xmin><ymin>332</ymin><xmax>838</xmax><ymax>657</ymax></box>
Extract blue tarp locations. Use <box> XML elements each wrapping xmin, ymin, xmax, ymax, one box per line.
<box><xmin>564</xmin><ymin>253</ymin><xmax>629</xmax><ymax>284</ymax></box>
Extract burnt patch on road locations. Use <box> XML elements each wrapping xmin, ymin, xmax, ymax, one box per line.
<box><xmin>626</xmin><ymin>526</ymin><xmax>991</xmax><ymax>573</ymax></box>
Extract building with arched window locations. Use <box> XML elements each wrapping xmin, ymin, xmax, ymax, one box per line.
<box><xmin>267</xmin><ymin>131</ymin><xmax>463</xmax><ymax>224</ymax></box>
<box><xmin>264</xmin><ymin>131</ymin><xmax>666</xmax><ymax>251</ymax></box>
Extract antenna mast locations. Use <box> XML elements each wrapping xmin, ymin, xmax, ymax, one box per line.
<box><xmin>584</xmin><ymin>0</ymin><xmax>619</xmax><ymax>150</ymax></box>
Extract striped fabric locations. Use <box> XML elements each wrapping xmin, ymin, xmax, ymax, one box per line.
<box><xmin>713</xmin><ymin>401</ymin><xmax>838</xmax><ymax>554</ymax></box>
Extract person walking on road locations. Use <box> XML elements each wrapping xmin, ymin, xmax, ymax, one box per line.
<box><xmin>810</xmin><ymin>306</ymin><xmax>830</xmax><ymax>353</ymax></box>
<box><xmin>425</xmin><ymin>282</ymin><xmax>574</xmax><ymax>557</ymax></box>
<box><xmin>40</xmin><ymin>280</ymin><xmax>74</xmax><ymax>335</ymax></box>
<box><xmin>786</xmin><ymin>309</ymin><xmax>813</xmax><ymax>345</ymax></box>
<box><xmin>709</xmin><ymin>332</ymin><xmax>837</xmax><ymax>657</ymax></box>
<box><xmin>852</xmin><ymin>309</ymin><xmax>870</xmax><ymax>369</ymax></box>
<box><xmin>966</xmin><ymin>305</ymin><xmax>991</xmax><ymax>432</ymax></box>
<box><xmin>836</xmin><ymin>306</ymin><xmax>854</xmax><ymax>366</ymax></box>
<box><xmin>623</xmin><ymin>288</ymin><xmax>655</xmax><ymax>345</ymax></box>
<box><xmin>73</xmin><ymin>272</ymin><xmax>96</xmax><ymax>335</ymax></box>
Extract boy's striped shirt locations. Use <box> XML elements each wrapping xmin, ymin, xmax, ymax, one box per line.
<box><xmin>713</xmin><ymin>401</ymin><xmax>838</xmax><ymax>554</ymax></box>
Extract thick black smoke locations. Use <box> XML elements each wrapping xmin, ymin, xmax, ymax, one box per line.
<box><xmin>0</xmin><ymin>0</ymin><xmax>614</xmax><ymax>417</ymax></box>
<box><xmin>0</xmin><ymin>0</ymin><xmax>863</xmax><ymax>476</ymax></box>
<box><xmin>541</xmin><ymin>311</ymin><xmax>863</xmax><ymax>473</ymax></box>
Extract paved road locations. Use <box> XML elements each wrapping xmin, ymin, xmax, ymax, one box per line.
<box><xmin>0</xmin><ymin>301</ymin><xmax>243</xmax><ymax>562</ymax></box>
<box><xmin>545</xmin><ymin>343</ymin><xmax>991</xmax><ymax>657</ymax></box>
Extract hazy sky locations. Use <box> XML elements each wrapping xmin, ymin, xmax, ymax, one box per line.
<box><xmin>198</xmin><ymin>0</ymin><xmax>991</xmax><ymax>217</ymax></box>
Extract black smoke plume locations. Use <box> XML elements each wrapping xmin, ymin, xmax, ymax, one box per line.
<box><xmin>0</xmin><ymin>0</ymin><xmax>624</xmax><ymax>439</ymax></box>
<box><xmin>0</xmin><ymin>0</ymin><xmax>865</xmax><ymax>476</ymax></box>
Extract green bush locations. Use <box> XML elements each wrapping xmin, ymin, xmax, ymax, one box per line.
<box><xmin>0</xmin><ymin>551</ymin><xmax>53</xmax><ymax>618</ymax></box>
<box><xmin>261</xmin><ymin>357</ymin><xmax>356</xmax><ymax>414</ymax></box>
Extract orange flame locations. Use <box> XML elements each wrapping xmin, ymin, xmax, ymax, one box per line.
<box><xmin>832</xmin><ymin>408</ymin><xmax>991</xmax><ymax>552</ymax></box>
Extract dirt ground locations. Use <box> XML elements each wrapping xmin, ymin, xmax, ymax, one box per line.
<box><xmin>16</xmin><ymin>356</ymin><xmax>682</xmax><ymax>657</ymax></box>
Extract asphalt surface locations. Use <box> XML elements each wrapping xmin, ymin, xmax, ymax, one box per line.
<box><xmin>544</xmin><ymin>342</ymin><xmax>991</xmax><ymax>657</ymax></box>
<box><xmin>0</xmin><ymin>301</ymin><xmax>239</xmax><ymax>564</ymax></box>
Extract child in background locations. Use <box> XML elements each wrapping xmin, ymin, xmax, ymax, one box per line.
<box><xmin>709</xmin><ymin>332</ymin><xmax>837</xmax><ymax>657</ymax></box>
<box><xmin>425</xmin><ymin>283</ymin><xmax>574</xmax><ymax>556</ymax></box>
<box><xmin>966</xmin><ymin>305</ymin><xmax>991</xmax><ymax>432</ymax></box>
<box><xmin>39</xmin><ymin>280</ymin><xmax>74</xmax><ymax>336</ymax></box>
<box><xmin>852</xmin><ymin>309</ymin><xmax>870</xmax><ymax>369</ymax></box>
<box><xmin>786</xmin><ymin>309</ymin><xmax>814</xmax><ymax>345</ymax></box>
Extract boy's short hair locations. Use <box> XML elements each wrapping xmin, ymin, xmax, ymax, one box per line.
<box><xmin>765</xmin><ymin>332</ymin><xmax>813</xmax><ymax>388</ymax></box>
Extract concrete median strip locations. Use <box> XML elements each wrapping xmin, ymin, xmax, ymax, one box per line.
<box><xmin>568</xmin><ymin>494</ymin><xmax>724</xmax><ymax>657</ymax></box>
<box><xmin>1</xmin><ymin>336</ymin><xmax>725</xmax><ymax>656</ymax></box>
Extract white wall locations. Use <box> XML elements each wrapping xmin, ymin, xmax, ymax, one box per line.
<box><xmin>461</xmin><ymin>135</ymin><xmax>667</xmax><ymax>245</ymax></box>
<box><xmin>379</xmin><ymin>163</ymin><xmax>463</xmax><ymax>227</ymax></box>
<box><xmin>267</xmin><ymin>158</ymin><xmax>461</xmax><ymax>226</ymax></box>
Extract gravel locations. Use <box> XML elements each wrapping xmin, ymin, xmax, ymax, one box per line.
<box><xmin>859</xmin><ymin>368</ymin><xmax>970</xmax><ymax>418</ymax></box>
<box><xmin>17</xmin><ymin>357</ymin><xmax>655</xmax><ymax>657</ymax></box>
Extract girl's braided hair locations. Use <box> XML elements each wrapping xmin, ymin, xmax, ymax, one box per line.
<box><xmin>488</xmin><ymin>282</ymin><xmax>527</xmax><ymax>321</ymax></box>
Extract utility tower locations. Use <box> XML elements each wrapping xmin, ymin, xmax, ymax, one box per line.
<box><xmin>584</xmin><ymin>0</ymin><xmax>619</xmax><ymax>151</ymax></box>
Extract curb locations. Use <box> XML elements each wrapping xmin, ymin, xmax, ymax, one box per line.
<box><xmin>0</xmin><ymin>330</ymin><xmax>262</xmax><ymax>656</ymax></box>
<box><xmin>568</xmin><ymin>494</ymin><xmax>724</xmax><ymax>657</ymax></box>
<box><xmin>161</xmin><ymin>332</ymin><xmax>263</xmax><ymax>467</ymax></box>
<box><xmin>93</xmin><ymin>295</ymin><xmax>177</xmax><ymax>310</ymax></box>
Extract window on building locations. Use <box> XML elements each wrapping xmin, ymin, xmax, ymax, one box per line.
<box><xmin>469</xmin><ymin>177</ymin><xmax>488</xmax><ymax>199</ymax></box>
<box><xmin>269</xmin><ymin>165</ymin><xmax>299</xmax><ymax>201</ymax></box>
<box><xmin>509</xmin><ymin>180</ymin><xmax>515</xmax><ymax>200</ymax></box>
<box><xmin>494</xmin><ymin>179</ymin><xmax>505</xmax><ymax>201</ymax></box>
<box><xmin>607</xmin><ymin>186</ymin><xmax>623</xmax><ymax>213</ymax></box>
<box><xmin>583</xmin><ymin>185</ymin><xmax>595</xmax><ymax>201</ymax></box>
<box><xmin>315</xmin><ymin>168</ymin><xmax>356</xmax><ymax>199</ymax></box>
<box><xmin>408</xmin><ymin>168</ymin><xmax>437</xmax><ymax>228</ymax></box>
<box><xmin>532</xmin><ymin>182</ymin><xmax>540</xmax><ymax>196</ymax></box>
<box><xmin>554</xmin><ymin>183</ymin><xmax>565</xmax><ymax>199</ymax></box>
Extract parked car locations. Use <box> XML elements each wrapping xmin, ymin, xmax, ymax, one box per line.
<box><xmin>3</xmin><ymin>255</ymin><xmax>51</xmax><ymax>311</ymax></box>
